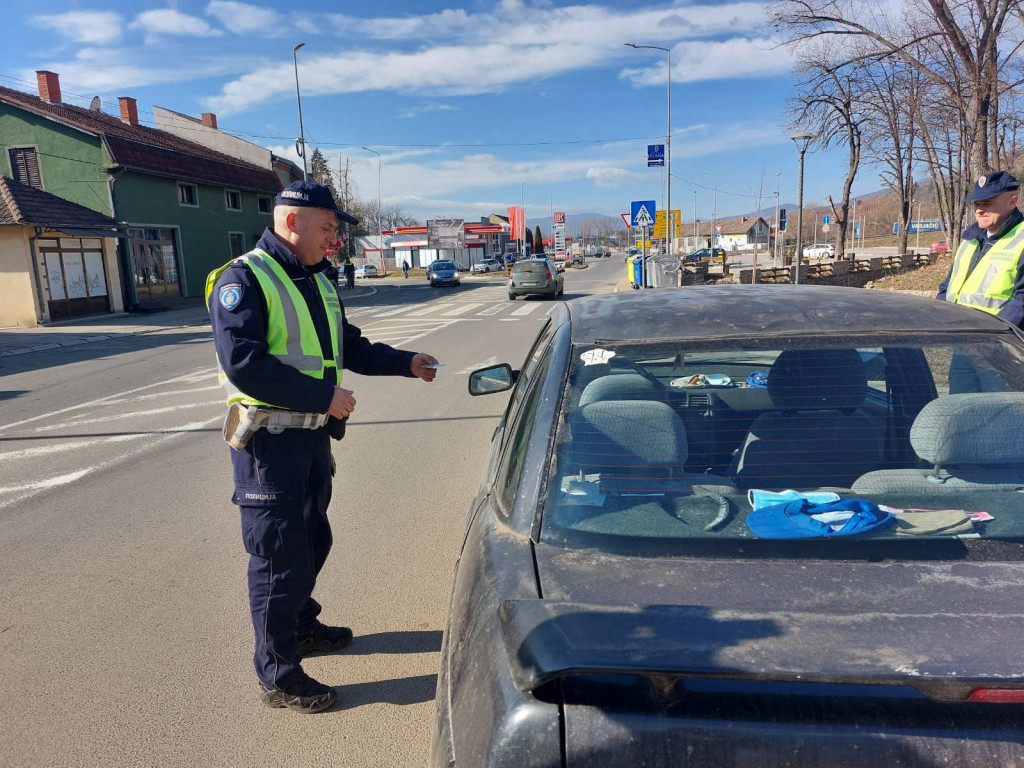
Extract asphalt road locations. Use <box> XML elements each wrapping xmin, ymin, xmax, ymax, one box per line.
<box><xmin>0</xmin><ymin>257</ymin><xmax>623</xmax><ymax>768</ymax></box>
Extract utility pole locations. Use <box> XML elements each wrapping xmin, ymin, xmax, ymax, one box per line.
<box><xmin>915</xmin><ymin>201</ymin><xmax>922</xmax><ymax>252</ymax></box>
<box><xmin>774</xmin><ymin>172</ymin><xmax>781</xmax><ymax>266</ymax></box>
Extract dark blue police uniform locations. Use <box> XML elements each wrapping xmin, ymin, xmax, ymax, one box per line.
<box><xmin>210</xmin><ymin>225</ymin><xmax>416</xmax><ymax>698</ymax></box>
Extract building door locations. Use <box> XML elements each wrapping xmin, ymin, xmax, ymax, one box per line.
<box><xmin>129</xmin><ymin>228</ymin><xmax>181</xmax><ymax>303</ymax></box>
<box><xmin>38</xmin><ymin>238</ymin><xmax>111</xmax><ymax>321</ymax></box>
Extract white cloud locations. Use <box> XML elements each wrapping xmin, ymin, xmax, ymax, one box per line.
<box><xmin>586</xmin><ymin>167</ymin><xmax>645</xmax><ymax>187</ymax></box>
<box><xmin>621</xmin><ymin>37</ymin><xmax>793</xmax><ymax>86</ymax></box>
<box><xmin>131</xmin><ymin>9</ymin><xmax>222</xmax><ymax>39</ymax></box>
<box><xmin>207</xmin><ymin>2</ymin><xmax>774</xmax><ymax>114</ymax></box>
<box><xmin>206</xmin><ymin>1</ymin><xmax>286</xmax><ymax>36</ymax></box>
<box><xmin>398</xmin><ymin>103</ymin><xmax>459</xmax><ymax>119</ymax></box>
<box><xmin>32</xmin><ymin>11</ymin><xmax>123</xmax><ymax>45</ymax></box>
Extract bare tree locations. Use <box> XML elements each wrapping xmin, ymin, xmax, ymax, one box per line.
<box><xmin>861</xmin><ymin>57</ymin><xmax>926</xmax><ymax>254</ymax></box>
<box><xmin>772</xmin><ymin>0</ymin><xmax>1024</xmax><ymax>175</ymax></box>
<box><xmin>787</xmin><ymin>49</ymin><xmax>865</xmax><ymax>259</ymax></box>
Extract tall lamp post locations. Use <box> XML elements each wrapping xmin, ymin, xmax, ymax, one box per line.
<box><xmin>293</xmin><ymin>43</ymin><xmax>308</xmax><ymax>177</ymax></box>
<box><xmin>361</xmin><ymin>146</ymin><xmax>383</xmax><ymax>274</ymax></box>
<box><xmin>625</xmin><ymin>43</ymin><xmax>672</xmax><ymax>265</ymax></box>
<box><xmin>791</xmin><ymin>130</ymin><xmax>815</xmax><ymax>285</ymax></box>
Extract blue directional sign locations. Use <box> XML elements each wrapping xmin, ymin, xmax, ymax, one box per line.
<box><xmin>647</xmin><ymin>144</ymin><xmax>665</xmax><ymax>167</ymax></box>
<box><xmin>822</xmin><ymin>215</ymin><xmax>830</xmax><ymax>225</ymax></box>
<box><xmin>855</xmin><ymin>223</ymin><xmax>861</xmax><ymax>238</ymax></box>
<box><xmin>893</xmin><ymin>222</ymin><xmax>899</xmax><ymax>235</ymax></box>
<box><xmin>907</xmin><ymin>220</ymin><xmax>944</xmax><ymax>233</ymax></box>
<box><xmin>631</xmin><ymin>200</ymin><xmax>657</xmax><ymax>228</ymax></box>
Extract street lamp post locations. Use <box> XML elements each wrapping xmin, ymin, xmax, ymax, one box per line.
<box><xmin>775</xmin><ymin>172</ymin><xmax>782</xmax><ymax>266</ymax></box>
<box><xmin>791</xmin><ymin>131</ymin><xmax>815</xmax><ymax>285</ymax></box>
<box><xmin>361</xmin><ymin>146</ymin><xmax>383</xmax><ymax>274</ymax></box>
<box><xmin>625</xmin><ymin>43</ymin><xmax>673</xmax><ymax>271</ymax></box>
<box><xmin>292</xmin><ymin>43</ymin><xmax>308</xmax><ymax>177</ymax></box>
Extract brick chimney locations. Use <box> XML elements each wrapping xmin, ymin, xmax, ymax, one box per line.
<box><xmin>118</xmin><ymin>97</ymin><xmax>139</xmax><ymax>126</ymax></box>
<box><xmin>201</xmin><ymin>112</ymin><xmax>218</xmax><ymax>129</ymax></box>
<box><xmin>36</xmin><ymin>71</ymin><xmax>61</xmax><ymax>104</ymax></box>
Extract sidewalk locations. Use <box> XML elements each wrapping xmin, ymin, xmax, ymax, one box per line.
<box><xmin>0</xmin><ymin>284</ymin><xmax>379</xmax><ymax>358</ymax></box>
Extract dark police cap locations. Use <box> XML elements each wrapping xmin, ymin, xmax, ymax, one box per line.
<box><xmin>274</xmin><ymin>180</ymin><xmax>359</xmax><ymax>224</ymax></box>
<box><xmin>966</xmin><ymin>170</ymin><xmax>1020</xmax><ymax>202</ymax></box>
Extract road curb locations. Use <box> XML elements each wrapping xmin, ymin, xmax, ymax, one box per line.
<box><xmin>0</xmin><ymin>320</ymin><xmax>209</xmax><ymax>359</ymax></box>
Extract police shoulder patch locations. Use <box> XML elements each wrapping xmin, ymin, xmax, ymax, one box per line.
<box><xmin>219</xmin><ymin>282</ymin><xmax>243</xmax><ymax>311</ymax></box>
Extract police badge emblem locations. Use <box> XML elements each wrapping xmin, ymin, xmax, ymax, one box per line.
<box><xmin>219</xmin><ymin>283</ymin><xmax>243</xmax><ymax>310</ymax></box>
<box><xmin>978</xmin><ymin>175</ymin><xmax>987</xmax><ymax>187</ymax></box>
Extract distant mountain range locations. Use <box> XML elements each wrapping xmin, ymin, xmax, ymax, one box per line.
<box><xmin>526</xmin><ymin>212</ymin><xmax>621</xmax><ymax>235</ymax></box>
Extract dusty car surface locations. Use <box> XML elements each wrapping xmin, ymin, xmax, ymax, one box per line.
<box><xmin>432</xmin><ymin>285</ymin><xmax>1024</xmax><ymax>767</ymax></box>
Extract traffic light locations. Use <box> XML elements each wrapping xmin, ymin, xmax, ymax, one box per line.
<box><xmin>779</xmin><ymin>208</ymin><xmax>788</xmax><ymax>232</ymax></box>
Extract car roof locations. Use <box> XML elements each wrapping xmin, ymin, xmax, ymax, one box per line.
<box><xmin>564</xmin><ymin>285</ymin><xmax>1015</xmax><ymax>343</ymax></box>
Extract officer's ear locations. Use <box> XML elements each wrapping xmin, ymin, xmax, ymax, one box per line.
<box><xmin>284</xmin><ymin>210</ymin><xmax>300</xmax><ymax>234</ymax></box>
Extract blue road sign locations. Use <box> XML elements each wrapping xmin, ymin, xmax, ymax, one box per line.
<box><xmin>907</xmin><ymin>220</ymin><xmax>944</xmax><ymax>233</ymax></box>
<box><xmin>822</xmin><ymin>215</ymin><xmax>830</xmax><ymax>225</ymax></box>
<box><xmin>893</xmin><ymin>222</ymin><xmax>899</xmax><ymax>235</ymax></box>
<box><xmin>855</xmin><ymin>223</ymin><xmax>861</xmax><ymax>238</ymax></box>
<box><xmin>647</xmin><ymin>144</ymin><xmax>664</xmax><ymax>167</ymax></box>
<box><xmin>631</xmin><ymin>200</ymin><xmax>657</xmax><ymax>228</ymax></box>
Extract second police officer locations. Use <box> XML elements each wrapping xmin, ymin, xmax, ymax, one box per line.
<box><xmin>207</xmin><ymin>181</ymin><xmax>439</xmax><ymax>713</ymax></box>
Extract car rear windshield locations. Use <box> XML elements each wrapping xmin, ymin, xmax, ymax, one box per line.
<box><xmin>541</xmin><ymin>333</ymin><xmax>1024</xmax><ymax>560</ymax></box>
<box><xmin>514</xmin><ymin>261</ymin><xmax>549</xmax><ymax>274</ymax></box>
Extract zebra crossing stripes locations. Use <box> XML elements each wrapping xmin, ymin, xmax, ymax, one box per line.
<box><xmin>510</xmin><ymin>303</ymin><xmax>542</xmax><ymax>316</ymax></box>
<box><xmin>442</xmin><ymin>303</ymin><xmax>484</xmax><ymax>316</ymax></box>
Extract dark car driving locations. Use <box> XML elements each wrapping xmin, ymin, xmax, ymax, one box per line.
<box><xmin>508</xmin><ymin>258</ymin><xmax>564</xmax><ymax>300</ymax></box>
<box><xmin>427</xmin><ymin>259</ymin><xmax>461</xmax><ymax>287</ymax></box>
<box><xmin>432</xmin><ymin>285</ymin><xmax>1024</xmax><ymax>767</ymax></box>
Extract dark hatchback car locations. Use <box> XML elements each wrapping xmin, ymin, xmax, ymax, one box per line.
<box><xmin>509</xmin><ymin>258</ymin><xmax>564</xmax><ymax>300</ymax></box>
<box><xmin>428</xmin><ymin>259</ymin><xmax>461</xmax><ymax>287</ymax></box>
<box><xmin>432</xmin><ymin>285</ymin><xmax>1024</xmax><ymax>767</ymax></box>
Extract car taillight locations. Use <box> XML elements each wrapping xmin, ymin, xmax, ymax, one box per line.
<box><xmin>967</xmin><ymin>688</ymin><xmax>1024</xmax><ymax>703</ymax></box>
<box><xmin>545</xmin><ymin>267</ymin><xmax>552</xmax><ymax>280</ymax></box>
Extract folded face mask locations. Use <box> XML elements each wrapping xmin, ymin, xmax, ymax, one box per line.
<box><xmin>748</xmin><ymin>489</ymin><xmax>841</xmax><ymax>510</ymax></box>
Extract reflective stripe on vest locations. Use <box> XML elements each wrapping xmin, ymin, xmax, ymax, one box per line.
<box><xmin>205</xmin><ymin>249</ymin><xmax>343</xmax><ymax>408</ymax></box>
<box><xmin>945</xmin><ymin>220</ymin><xmax>1024</xmax><ymax>315</ymax></box>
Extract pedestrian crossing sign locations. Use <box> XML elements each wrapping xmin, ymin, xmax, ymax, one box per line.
<box><xmin>631</xmin><ymin>200</ymin><xmax>656</xmax><ymax>228</ymax></box>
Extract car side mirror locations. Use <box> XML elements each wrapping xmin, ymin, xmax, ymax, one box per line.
<box><xmin>469</xmin><ymin>364</ymin><xmax>517</xmax><ymax>396</ymax></box>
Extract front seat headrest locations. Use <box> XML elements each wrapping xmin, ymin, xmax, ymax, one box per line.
<box><xmin>768</xmin><ymin>349</ymin><xmax>868</xmax><ymax>412</ymax></box>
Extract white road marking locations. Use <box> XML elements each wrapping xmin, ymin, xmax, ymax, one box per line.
<box><xmin>0</xmin><ymin>367</ymin><xmax>218</xmax><ymax>435</ymax></box>
<box><xmin>476</xmin><ymin>304</ymin><xmax>510</xmax><ymax>316</ymax></box>
<box><xmin>442</xmin><ymin>303</ymin><xmax>483</xmax><ymax>316</ymax></box>
<box><xmin>34</xmin><ymin>401</ymin><xmax>223</xmax><ymax>432</ymax></box>
<box><xmin>406</xmin><ymin>303</ymin><xmax>456</xmax><ymax>317</ymax></box>
<box><xmin>0</xmin><ymin>417</ymin><xmax>220</xmax><ymax>511</ymax></box>
<box><xmin>101</xmin><ymin>385</ymin><xmax>222</xmax><ymax>405</ymax></box>
<box><xmin>456</xmin><ymin>356</ymin><xmax>500</xmax><ymax>375</ymax></box>
<box><xmin>511</xmin><ymin>303</ymin><xmax>542</xmax><ymax>316</ymax></box>
<box><xmin>371</xmin><ymin>305</ymin><xmax>418</xmax><ymax>318</ymax></box>
<box><xmin>0</xmin><ymin>468</ymin><xmax>94</xmax><ymax>495</ymax></box>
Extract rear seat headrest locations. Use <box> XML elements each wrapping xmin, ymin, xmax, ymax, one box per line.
<box><xmin>768</xmin><ymin>349</ymin><xmax>867</xmax><ymax>412</ymax></box>
<box><xmin>912</xmin><ymin>392</ymin><xmax>1024</xmax><ymax>466</ymax></box>
<box><xmin>578</xmin><ymin>374</ymin><xmax>663</xmax><ymax>407</ymax></box>
<box><xmin>571</xmin><ymin>400</ymin><xmax>687</xmax><ymax>466</ymax></box>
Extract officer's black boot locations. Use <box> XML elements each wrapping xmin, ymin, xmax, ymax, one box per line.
<box><xmin>296</xmin><ymin>622</ymin><xmax>354</xmax><ymax>658</ymax></box>
<box><xmin>259</xmin><ymin>677</ymin><xmax>337</xmax><ymax>714</ymax></box>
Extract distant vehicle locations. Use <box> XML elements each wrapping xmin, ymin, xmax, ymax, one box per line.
<box><xmin>803</xmin><ymin>243</ymin><xmax>835</xmax><ymax>259</ymax></box>
<box><xmin>932</xmin><ymin>240</ymin><xmax>949</xmax><ymax>254</ymax></box>
<box><xmin>686</xmin><ymin>247</ymin><xmax>726</xmax><ymax>262</ymax></box>
<box><xmin>354</xmin><ymin>264</ymin><xmax>378</xmax><ymax>279</ymax></box>
<box><xmin>509</xmin><ymin>258</ymin><xmax>564</xmax><ymax>300</ymax></box>
<box><xmin>428</xmin><ymin>260</ymin><xmax>461</xmax><ymax>287</ymax></box>
<box><xmin>472</xmin><ymin>258</ymin><xmax>503</xmax><ymax>274</ymax></box>
<box><xmin>603</xmin><ymin>251</ymin><xmax>611</xmax><ymax>258</ymax></box>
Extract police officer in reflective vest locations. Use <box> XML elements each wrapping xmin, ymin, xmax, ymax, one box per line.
<box><xmin>207</xmin><ymin>181</ymin><xmax>438</xmax><ymax>713</ymax></box>
<box><xmin>938</xmin><ymin>170</ymin><xmax>1024</xmax><ymax>327</ymax></box>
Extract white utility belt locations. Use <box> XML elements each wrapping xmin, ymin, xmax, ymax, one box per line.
<box><xmin>223</xmin><ymin>403</ymin><xmax>329</xmax><ymax>450</ymax></box>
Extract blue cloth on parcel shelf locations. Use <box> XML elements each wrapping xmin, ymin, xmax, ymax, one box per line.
<box><xmin>748</xmin><ymin>489</ymin><xmax>841</xmax><ymax>510</ymax></box>
<box><xmin>747</xmin><ymin>498</ymin><xmax>895</xmax><ymax>539</ymax></box>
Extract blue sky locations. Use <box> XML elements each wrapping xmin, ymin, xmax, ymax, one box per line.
<box><xmin>1</xmin><ymin>0</ymin><xmax>882</xmax><ymax>224</ymax></box>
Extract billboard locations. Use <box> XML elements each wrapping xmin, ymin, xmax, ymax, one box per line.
<box><xmin>427</xmin><ymin>218</ymin><xmax>465</xmax><ymax>249</ymax></box>
<box><xmin>554</xmin><ymin>224</ymin><xmax>566</xmax><ymax>259</ymax></box>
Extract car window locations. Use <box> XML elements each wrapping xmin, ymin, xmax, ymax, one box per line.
<box><xmin>541</xmin><ymin>333</ymin><xmax>1024</xmax><ymax>560</ymax></box>
<box><xmin>498</xmin><ymin>344</ymin><xmax>554</xmax><ymax>515</ymax></box>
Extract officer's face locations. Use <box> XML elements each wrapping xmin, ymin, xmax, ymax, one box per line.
<box><xmin>974</xmin><ymin>191</ymin><xmax>1019</xmax><ymax>231</ymax></box>
<box><xmin>288</xmin><ymin>208</ymin><xmax>340</xmax><ymax>264</ymax></box>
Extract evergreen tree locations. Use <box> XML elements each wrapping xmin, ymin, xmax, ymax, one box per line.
<box><xmin>309</xmin><ymin>148</ymin><xmax>340</xmax><ymax>199</ymax></box>
<box><xmin>525</xmin><ymin>227</ymin><xmax>534</xmax><ymax>253</ymax></box>
<box><xmin>534</xmin><ymin>225</ymin><xmax>545</xmax><ymax>254</ymax></box>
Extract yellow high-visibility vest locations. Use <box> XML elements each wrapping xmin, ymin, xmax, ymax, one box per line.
<box><xmin>205</xmin><ymin>248</ymin><xmax>343</xmax><ymax>408</ymax></box>
<box><xmin>945</xmin><ymin>220</ymin><xmax>1024</xmax><ymax>315</ymax></box>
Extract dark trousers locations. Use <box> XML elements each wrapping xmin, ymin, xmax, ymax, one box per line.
<box><xmin>230</xmin><ymin>427</ymin><xmax>333</xmax><ymax>692</ymax></box>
